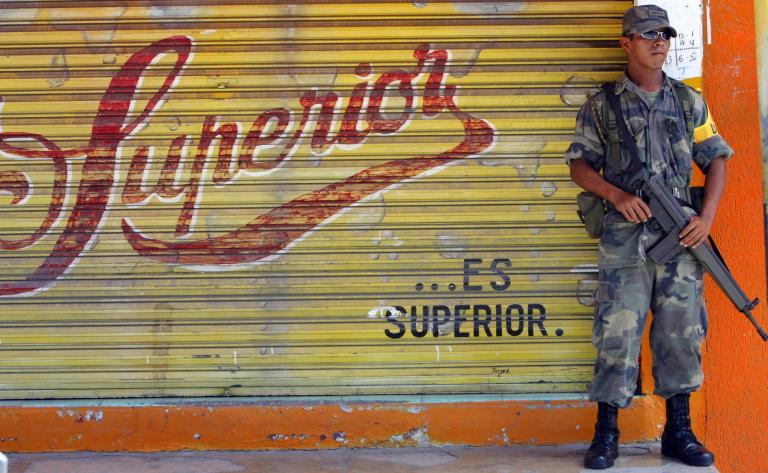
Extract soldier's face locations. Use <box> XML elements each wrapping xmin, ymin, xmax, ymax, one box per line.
<box><xmin>620</xmin><ymin>31</ymin><xmax>671</xmax><ymax>71</ymax></box>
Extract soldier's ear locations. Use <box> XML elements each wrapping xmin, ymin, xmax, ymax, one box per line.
<box><xmin>619</xmin><ymin>36</ymin><xmax>632</xmax><ymax>52</ymax></box>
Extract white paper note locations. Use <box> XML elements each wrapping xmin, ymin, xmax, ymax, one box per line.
<box><xmin>636</xmin><ymin>1</ymin><xmax>704</xmax><ymax>79</ymax></box>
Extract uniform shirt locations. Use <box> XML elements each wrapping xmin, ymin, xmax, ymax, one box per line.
<box><xmin>566</xmin><ymin>73</ymin><xmax>734</xmax><ymax>268</ymax></box>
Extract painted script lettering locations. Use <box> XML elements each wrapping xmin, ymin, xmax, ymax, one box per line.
<box><xmin>0</xmin><ymin>37</ymin><xmax>495</xmax><ymax>297</ymax></box>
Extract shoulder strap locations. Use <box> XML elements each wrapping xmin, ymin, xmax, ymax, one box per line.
<box><xmin>670</xmin><ymin>79</ymin><xmax>695</xmax><ymax>142</ymax></box>
<box><xmin>601</xmin><ymin>82</ymin><xmax>648</xmax><ymax>189</ymax></box>
<box><xmin>600</xmin><ymin>82</ymin><xmax>623</xmax><ymax>172</ymax></box>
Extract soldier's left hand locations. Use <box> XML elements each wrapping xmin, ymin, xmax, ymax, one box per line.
<box><xmin>679</xmin><ymin>215</ymin><xmax>713</xmax><ymax>248</ymax></box>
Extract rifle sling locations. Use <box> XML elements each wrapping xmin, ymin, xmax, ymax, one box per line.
<box><xmin>601</xmin><ymin>82</ymin><xmax>649</xmax><ymax>187</ymax></box>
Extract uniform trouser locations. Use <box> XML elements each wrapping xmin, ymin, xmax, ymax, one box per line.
<box><xmin>588</xmin><ymin>258</ymin><xmax>708</xmax><ymax>408</ymax></box>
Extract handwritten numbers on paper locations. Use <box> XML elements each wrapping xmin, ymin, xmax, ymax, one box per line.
<box><xmin>670</xmin><ymin>29</ymin><xmax>699</xmax><ymax>70</ymax></box>
<box><xmin>638</xmin><ymin>0</ymin><xmax>703</xmax><ymax>79</ymax></box>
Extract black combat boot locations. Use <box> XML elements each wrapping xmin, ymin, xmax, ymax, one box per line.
<box><xmin>661</xmin><ymin>393</ymin><xmax>714</xmax><ymax>466</ymax></box>
<box><xmin>584</xmin><ymin>402</ymin><xmax>620</xmax><ymax>469</ymax></box>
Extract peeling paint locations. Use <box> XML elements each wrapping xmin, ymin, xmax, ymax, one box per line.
<box><xmin>352</xmin><ymin>194</ymin><xmax>387</xmax><ymax>231</ymax></box>
<box><xmin>83</xmin><ymin>411</ymin><xmax>103</xmax><ymax>422</ymax></box>
<box><xmin>448</xmin><ymin>47</ymin><xmax>488</xmax><ymax>78</ymax></box>
<box><xmin>47</xmin><ymin>52</ymin><xmax>69</xmax><ymax>88</ymax></box>
<box><xmin>479</xmin><ymin>140</ymin><xmax>546</xmax><ymax>169</ymax></box>
<box><xmin>435</xmin><ymin>233</ymin><xmax>468</xmax><ymax>259</ymax></box>
<box><xmin>540</xmin><ymin>181</ymin><xmax>557</xmax><ymax>197</ymax></box>
<box><xmin>455</xmin><ymin>2</ymin><xmax>526</xmax><ymax>14</ymax></box>
<box><xmin>78</xmin><ymin>7</ymin><xmax>127</xmax><ymax>45</ymax></box>
<box><xmin>525</xmin><ymin>401</ymin><xmax>590</xmax><ymax>410</ymax></box>
<box><xmin>367</xmin><ymin>305</ymin><xmax>404</xmax><ymax>319</ymax></box>
<box><xmin>165</xmin><ymin>116</ymin><xmax>183</xmax><ymax>131</ymax></box>
<box><xmin>149</xmin><ymin>6</ymin><xmax>206</xmax><ymax>18</ymax></box>
<box><xmin>389</xmin><ymin>427</ymin><xmax>431</xmax><ymax>447</ymax></box>
<box><xmin>577</xmin><ymin>278</ymin><xmax>598</xmax><ymax>306</ymax></box>
<box><xmin>559</xmin><ymin>75</ymin><xmax>599</xmax><ymax>107</ymax></box>
<box><xmin>289</xmin><ymin>70</ymin><xmax>339</xmax><ymax>89</ymax></box>
<box><xmin>0</xmin><ymin>8</ymin><xmax>37</xmax><ymax>21</ymax></box>
<box><xmin>500</xmin><ymin>427</ymin><xmax>510</xmax><ymax>445</ymax></box>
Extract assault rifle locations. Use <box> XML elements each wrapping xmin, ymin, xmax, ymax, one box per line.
<box><xmin>644</xmin><ymin>173</ymin><xmax>767</xmax><ymax>341</ymax></box>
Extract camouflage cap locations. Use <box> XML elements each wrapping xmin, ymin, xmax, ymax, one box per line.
<box><xmin>622</xmin><ymin>4</ymin><xmax>678</xmax><ymax>38</ymax></box>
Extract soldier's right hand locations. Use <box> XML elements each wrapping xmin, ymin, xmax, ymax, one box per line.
<box><xmin>611</xmin><ymin>191</ymin><xmax>652</xmax><ymax>224</ymax></box>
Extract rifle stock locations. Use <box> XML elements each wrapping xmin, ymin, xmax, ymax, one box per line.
<box><xmin>644</xmin><ymin>174</ymin><xmax>767</xmax><ymax>341</ymax></box>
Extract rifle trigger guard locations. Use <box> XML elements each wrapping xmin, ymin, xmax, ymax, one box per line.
<box><xmin>647</xmin><ymin>218</ymin><xmax>663</xmax><ymax>233</ymax></box>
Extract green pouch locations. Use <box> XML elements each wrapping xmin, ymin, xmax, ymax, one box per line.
<box><xmin>576</xmin><ymin>191</ymin><xmax>606</xmax><ymax>239</ymax></box>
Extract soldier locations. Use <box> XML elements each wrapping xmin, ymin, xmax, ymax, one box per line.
<box><xmin>566</xmin><ymin>4</ymin><xmax>734</xmax><ymax>470</ymax></box>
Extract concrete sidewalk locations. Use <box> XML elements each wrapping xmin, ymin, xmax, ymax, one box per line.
<box><xmin>7</xmin><ymin>444</ymin><xmax>718</xmax><ymax>473</ymax></box>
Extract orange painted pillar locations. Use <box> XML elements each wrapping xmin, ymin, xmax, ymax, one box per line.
<box><xmin>702</xmin><ymin>1</ymin><xmax>768</xmax><ymax>472</ymax></box>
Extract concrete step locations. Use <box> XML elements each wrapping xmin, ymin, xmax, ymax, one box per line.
<box><xmin>7</xmin><ymin>444</ymin><xmax>719</xmax><ymax>473</ymax></box>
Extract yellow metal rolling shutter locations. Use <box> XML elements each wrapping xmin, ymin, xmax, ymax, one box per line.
<box><xmin>0</xmin><ymin>1</ymin><xmax>628</xmax><ymax>399</ymax></box>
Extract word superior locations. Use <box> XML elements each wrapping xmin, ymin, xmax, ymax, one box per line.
<box><xmin>0</xmin><ymin>36</ymin><xmax>494</xmax><ymax>296</ymax></box>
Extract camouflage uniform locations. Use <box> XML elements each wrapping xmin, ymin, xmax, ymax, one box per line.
<box><xmin>566</xmin><ymin>73</ymin><xmax>734</xmax><ymax>408</ymax></box>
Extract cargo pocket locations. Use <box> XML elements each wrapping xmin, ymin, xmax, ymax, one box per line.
<box><xmin>667</xmin><ymin>117</ymin><xmax>693</xmax><ymax>180</ymax></box>
<box><xmin>592</xmin><ymin>273</ymin><xmax>621</xmax><ymax>348</ymax></box>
